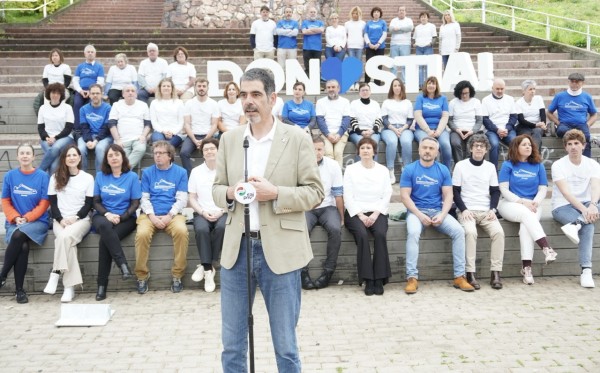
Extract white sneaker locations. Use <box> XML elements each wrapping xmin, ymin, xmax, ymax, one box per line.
<box><xmin>389</xmin><ymin>169</ymin><xmax>396</xmax><ymax>184</ymax></box>
<box><xmin>521</xmin><ymin>266</ymin><xmax>534</xmax><ymax>285</ymax></box>
<box><xmin>191</xmin><ymin>265</ymin><xmax>205</xmax><ymax>282</ymax></box>
<box><xmin>43</xmin><ymin>272</ymin><xmax>60</xmax><ymax>295</ymax></box>
<box><xmin>542</xmin><ymin>247</ymin><xmax>558</xmax><ymax>264</ymax></box>
<box><xmin>580</xmin><ymin>268</ymin><xmax>595</xmax><ymax>288</ymax></box>
<box><xmin>561</xmin><ymin>223</ymin><xmax>581</xmax><ymax>244</ymax></box>
<box><xmin>61</xmin><ymin>286</ymin><xmax>74</xmax><ymax>302</ymax></box>
<box><xmin>204</xmin><ymin>269</ymin><xmax>216</xmax><ymax>293</ymax></box>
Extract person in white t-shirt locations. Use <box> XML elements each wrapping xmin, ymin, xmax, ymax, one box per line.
<box><xmin>150</xmin><ymin>78</ymin><xmax>185</xmax><ymax>148</ymax></box>
<box><xmin>166</xmin><ymin>46</ymin><xmax>196</xmax><ymax>101</ymax></box>
<box><xmin>413</xmin><ymin>12</ymin><xmax>437</xmax><ymax>87</ymax></box>
<box><xmin>325</xmin><ymin>13</ymin><xmax>346</xmax><ymax>60</ymax></box>
<box><xmin>448</xmin><ymin>80</ymin><xmax>482</xmax><ymax>163</ymax></box>
<box><xmin>439</xmin><ymin>10</ymin><xmax>461</xmax><ymax>69</ymax></box>
<box><xmin>389</xmin><ymin>6</ymin><xmax>414</xmax><ymax>81</ymax></box>
<box><xmin>551</xmin><ymin>129</ymin><xmax>600</xmax><ymax>288</ymax></box>
<box><xmin>34</xmin><ymin>48</ymin><xmax>72</xmax><ymax>115</ymax></box>
<box><xmin>108</xmin><ymin>84</ymin><xmax>152</xmax><ymax>169</ymax></box>
<box><xmin>345</xmin><ymin>6</ymin><xmax>366</xmax><ymax>62</ymax></box>
<box><xmin>316</xmin><ymin>79</ymin><xmax>351</xmax><ymax>167</ymax></box>
<box><xmin>137</xmin><ymin>43</ymin><xmax>169</xmax><ymax>103</ymax></box>
<box><xmin>515</xmin><ymin>79</ymin><xmax>547</xmax><ymax>151</ymax></box>
<box><xmin>104</xmin><ymin>53</ymin><xmax>138</xmax><ymax>105</ymax></box>
<box><xmin>217</xmin><ymin>82</ymin><xmax>245</xmax><ymax>134</ymax></box>
<box><xmin>250</xmin><ymin>5</ymin><xmax>276</xmax><ymax>60</ymax></box>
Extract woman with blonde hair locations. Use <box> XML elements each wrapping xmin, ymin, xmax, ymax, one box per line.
<box><xmin>439</xmin><ymin>10</ymin><xmax>461</xmax><ymax>69</ymax></box>
<box><xmin>345</xmin><ymin>6</ymin><xmax>366</xmax><ymax>61</ymax></box>
<box><xmin>150</xmin><ymin>77</ymin><xmax>185</xmax><ymax>148</ymax></box>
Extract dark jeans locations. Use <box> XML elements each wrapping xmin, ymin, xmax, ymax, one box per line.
<box><xmin>180</xmin><ymin>134</ymin><xmax>206</xmax><ymax>174</ymax></box>
<box><xmin>364</xmin><ymin>48</ymin><xmax>385</xmax><ymax>85</ymax></box>
<box><xmin>107</xmin><ymin>89</ymin><xmax>123</xmax><ymax>105</ymax></box>
<box><xmin>450</xmin><ymin>131</ymin><xmax>475</xmax><ymax>163</ymax></box>
<box><xmin>516</xmin><ymin>127</ymin><xmax>544</xmax><ymax>153</ymax></box>
<box><xmin>93</xmin><ymin>214</ymin><xmax>137</xmax><ymax>286</ymax></box>
<box><xmin>302</xmin><ymin>49</ymin><xmax>321</xmax><ymax>76</ymax></box>
<box><xmin>344</xmin><ymin>210</ymin><xmax>391</xmax><ymax>283</ymax></box>
<box><xmin>486</xmin><ymin>130</ymin><xmax>516</xmax><ymax>169</ymax></box>
<box><xmin>73</xmin><ymin>91</ymin><xmax>90</xmax><ymax>133</ymax></box>
<box><xmin>556</xmin><ymin>123</ymin><xmax>592</xmax><ymax>157</ymax></box>
<box><xmin>305</xmin><ymin>206</ymin><xmax>342</xmax><ymax>272</ymax></box>
<box><xmin>193</xmin><ymin>213</ymin><xmax>227</xmax><ymax>265</ymax></box>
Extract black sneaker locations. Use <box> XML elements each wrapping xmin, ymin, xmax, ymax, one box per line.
<box><xmin>171</xmin><ymin>277</ymin><xmax>183</xmax><ymax>293</ymax></box>
<box><xmin>16</xmin><ymin>289</ymin><xmax>28</xmax><ymax>304</ymax></box>
<box><xmin>137</xmin><ymin>275</ymin><xmax>149</xmax><ymax>294</ymax></box>
<box><xmin>0</xmin><ymin>276</ymin><xmax>6</xmax><ymax>289</ymax></box>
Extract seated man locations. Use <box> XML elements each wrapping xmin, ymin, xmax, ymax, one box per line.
<box><xmin>181</xmin><ymin>78</ymin><xmax>220</xmax><ymax>174</ymax></box>
<box><xmin>78</xmin><ymin>83</ymin><xmax>112</xmax><ymax>173</ymax></box>
<box><xmin>137</xmin><ymin>42</ymin><xmax>169</xmax><ymax>104</ymax></box>
<box><xmin>72</xmin><ymin>44</ymin><xmax>104</xmax><ymax>140</ymax></box>
<box><xmin>400</xmin><ymin>137</ymin><xmax>474</xmax><ymax>294</ymax></box>
<box><xmin>551</xmin><ymin>129</ymin><xmax>600</xmax><ymax>288</ymax></box>
<box><xmin>316</xmin><ymin>79</ymin><xmax>350</xmax><ymax>168</ymax></box>
<box><xmin>135</xmin><ymin>141</ymin><xmax>189</xmax><ymax>294</ymax></box>
<box><xmin>547</xmin><ymin>73</ymin><xmax>598</xmax><ymax>158</ymax></box>
<box><xmin>302</xmin><ymin>135</ymin><xmax>344</xmax><ymax>290</ymax></box>
<box><xmin>452</xmin><ymin>134</ymin><xmax>505</xmax><ymax>290</ymax></box>
<box><xmin>481</xmin><ymin>78</ymin><xmax>517</xmax><ymax>169</ymax></box>
<box><xmin>108</xmin><ymin>84</ymin><xmax>151</xmax><ymax>169</ymax></box>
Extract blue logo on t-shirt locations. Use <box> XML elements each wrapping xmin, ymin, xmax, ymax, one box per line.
<box><xmin>14</xmin><ymin>184</ymin><xmax>37</xmax><ymax>196</ymax></box>
<box><xmin>154</xmin><ymin>179</ymin><xmax>175</xmax><ymax>191</ymax></box>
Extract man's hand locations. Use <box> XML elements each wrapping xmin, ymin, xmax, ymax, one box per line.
<box><xmin>431</xmin><ymin>212</ymin><xmax>446</xmax><ymax>226</ymax></box>
<box><xmin>418</xmin><ymin>212</ymin><xmax>433</xmax><ymax>226</ymax></box>
<box><xmin>461</xmin><ymin>210</ymin><xmax>474</xmax><ymax>221</ymax></box>
<box><xmin>584</xmin><ymin>203</ymin><xmax>599</xmax><ymax>223</ymax></box>
<box><xmin>86</xmin><ymin>140</ymin><xmax>97</xmax><ymax>150</ymax></box>
<box><xmin>248</xmin><ymin>176</ymin><xmax>278</xmax><ymax>201</ymax></box>
<box><xmin>149</xmin><ymin>214</ymin><xmax>167</xmax><ymax>229</ymax></box>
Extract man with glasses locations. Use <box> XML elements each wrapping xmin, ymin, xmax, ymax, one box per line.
<box><xmin>452</xmin><ymin>134</ymin><xmax>505</xmax><ymax>290</ymax></box>
<box><xmin>72</xmin><ymin>44</ymin><xmax>105</xmax><ymax>140</ymax></box>
<box><xmin>107</xmin><ymin>84</ymin><xmax>151</xmax><ymax>169</ymax></box>
<box><xmin>135</xmin><ymin>141</ymin><xmax>189</xmax><ymax>294</ymax></box>
<box><xmin>78</xmin><ymin>83</ymin><xmax>112</xmax><ymax>173</ymax></box>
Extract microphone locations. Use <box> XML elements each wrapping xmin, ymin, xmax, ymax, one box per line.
<box><xmin>235</xmin><ymin>136</ymin><xmax>256</xmax><ymax>205</ymax></box>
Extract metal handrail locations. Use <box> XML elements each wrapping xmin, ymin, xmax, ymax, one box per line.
<box><xmin>1</xmin><ymin>0</ymin><xmax>73</xmax><ymax>19</ymax></box>
<box><xmin>427</xmin><ymin>0</ymin><xmax>600</xmax><ymax>51</ymax></box>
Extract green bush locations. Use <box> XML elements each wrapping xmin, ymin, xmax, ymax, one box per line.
<box><xmin>3</xmin><ymin>0</ymin><xmax>61</xmax><ymax>16</ymax></box>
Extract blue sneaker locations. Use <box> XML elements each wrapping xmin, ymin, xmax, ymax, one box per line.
<box><xmin>137</xmin><ymin>275</ymin><xmax>150</xmax><ymax>294</ymax></box>
<box><xmin>171</xmin><ymin>277</ymin><xmax>183</xmax><ymax>293</ymax></box>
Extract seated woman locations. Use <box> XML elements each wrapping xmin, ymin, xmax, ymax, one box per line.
<box><xmin>448</xmin><ymin>80</ymin><xmax>483</xmax><ymax>163</ymax></box>
<box><xmin>150</xmin><ymin>78</ymin><xmax>185</xmax><ymax>148</ymax></box>
<box><xmin>217</xmin><ymin>81</ymin><xmax>245</xmax><ymax>135</ymax></box>
<box><xmin>349</xmin><ymin>83</ymin><xmax>382</xmax><ymax>158</ymax></box>
<box><xmin>344</xmin><ymin>137</ymin><xmax>392</xmax><ymax>296</ymax></box>
<box><xmin>1</xmin><ymin>144</ymin><xmax>50</xmax><ymax>304</ymax></box>
<box><xmin>92</xmin><ymin>144</ymin><xmax>140</xmax><ymax>301</ymax></box>
<box><xmin>188</xmin><ymin>138</ymin><xmax>227</xmax><ymax>293</ymax></box>
<box><xmin>497</xmin><ymin>134</ymin><xmax>557</xmax><ymax>285</ymax></box>
<box><xmin>414</xmin><ymin>76</ymin><xmax>453</xmax><ymax>170</ymax></box>
<box><xmin>43</xmin><ymin>144</ymin><xmax>94</xmax><ymax>302</ymax></box>
<box><xmin>34</xmin><ymin>48</ymin><xmax>72</xmax><ymax>115</ymax></box>
<box><xmin>282</xmin><ymin>81</ymin><xmax>316</xmax><ymax>133</ymax></box>
<box><xmin>167</xmin><ymin>46</ymin><xmax>196</xmax><ymax>101</ymax></box>
<box><xmin>380</xmin><ymin>78</ymin><xmax>414</xmax><ymax>183</ymax></box>
<box><xmin>104</xmin><ymin>53</ymin><xmax>138</xmax><ymax>105</ymax></box>
<box><xmin>37</xmin><ymin>82</ymin><xmax>74</xmax><ymax>175</ymax></box>
<box><xmin>515</xmin><ymin>79</ymin><xmax>547</xmax><ymax>151</ymax></box>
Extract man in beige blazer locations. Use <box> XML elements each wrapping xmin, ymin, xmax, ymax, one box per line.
<box><xmin>213</xmin><ymin>68</ymin><xmax>323</xmax><ymax>373</ymax></box>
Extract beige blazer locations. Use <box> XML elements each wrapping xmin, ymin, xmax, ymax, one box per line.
<box><xmin>213</xmin><ymin>120</ymin><xmax>324</xmax><ymax>274</ymax></box>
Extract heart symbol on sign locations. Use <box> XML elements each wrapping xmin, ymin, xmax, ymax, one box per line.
<box><xmin>321</xmin><ymin>57</ymin><xmax>363</xmax><ymax>94</ymax></box>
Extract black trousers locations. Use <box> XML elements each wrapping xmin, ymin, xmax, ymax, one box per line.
<box><xmin>364</xmin><ymin>48</ymin><xmax>385</xmax><ymax>85</ymax></box>
<box><xmin>93</xmin><ymin>214</ymin><xmax>137</xmax><ymax>286</ymax></box>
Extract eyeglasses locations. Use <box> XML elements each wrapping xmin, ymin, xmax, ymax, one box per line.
<box><xmin>153</xmin><ymin>151</ymin><xmax>168</xmax><ymax>156</ymax></box>
<box><xmin>472</xmin><ymin>144</ymin><xmax>486</xmax><ymax>149</ymax></box>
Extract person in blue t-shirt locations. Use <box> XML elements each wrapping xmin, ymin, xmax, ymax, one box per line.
<box><xmin>364</xmin><ymin>7</ymin><xmax>387</xmax><ymax>85</ymax></box>
<box><xmin>400</xmin><ymin>137</ymin><xmax>473</xmax><ymax>294</ymax></box>
<box><xmin>1</xmin><ymin>144</ymin><xmax>50</xmax><ymax>304</ymax></box>
<box><xmin>497</xmin><ymin>134</ymin><xmax>556</xmax><ymax>285</ymax></box>
<box><xmin>276</xmin><ymin>7</ymin><xmax>299</xmax><ymax>69</ymax></box>
<box><xmin>72</xmin><ymin>45</ymin><xmax>105</xmax><ymax>139</ymax></box>
<box><xmin>92</xmin><ymin>144</ymin><xmax>141</xmax><ymax>301</ymax></box>
<box><xmin>301</xmin><ymin>6</ymin><xmax>325</xmax><ymax>76</ymax></box>
<box><xmin>413</xmin><ymin>76</ymin><xmax>453</xmax><ymax>170</ymax></box>
<box><xmin>547</xmin><ymin>73</ymin><xmax>598</xmax><ymax>157</ymax></box>
<box><xmin>78</xmin><ymin>84</ymin><xmax>113</xmax><ymax>173</ymax></box>
<box><xmin>282</xmin><ymin>81</ymin><xmax>316</xmax><ymax>131</ymax></box>
<box><xmin>135</xmin><ymin>141</ymin><xmax>189</xmax><ymax>294</ymax></box>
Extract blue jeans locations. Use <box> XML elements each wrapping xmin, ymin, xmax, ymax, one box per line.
<box><xmin>406</xmin><ymin>209</ymin><xmax>466</xmax><ymax>279</ymax></box>
<box><xmin>39</xmin><ymin>136</ymin><xmax>74</xmax><ymax>174</ymax></box>
<box><xmin>73</xmin><ymin>92</ymin><xmax>89</xmax><ymax>134</ymax></box>
<box><xmin>486</xmin><ymin>130</ymin><xmax>516</xmax><ymax>169</ymax></box>
<box><xmin>390</xmin><ymin>44</ymin><xmax>411</xmax><ymax>81</ymax></box>
<box><xmin>77</xmin><ymin>136</ymin><xmax>112</xmax><ymax>172</ymax></box>
<box><xmin>556</xmin><ymin>122</ymin><xmax>592</xmax><ymax>157</ymax></box>
<box><xmin>415</xmin><ymin>45</ymin><xmax>433</xmax><ymax>88</ymax></box>
<box><xmin>552</xmin><ymin>202</ymin><xmax>598</xmax><ymax>268</ymax></box>
<box><xmin>221</xmin><ymin>238</ymin><xmax>301</xmax><ymax>373</ymax></box>
<box><xmin>180</xmin><ymin>134</ymin><xmax>206</xmax><ymax>175</ymax></box>
<box><xmin>306</xmin><ymin>206</ymin><xmax>342</xmax><ymax>271</ymax></box>
<box><xmin>151</xmin><ymin>131</ymin><xmax>183</xmax><ymax>149</ymax></box>
<box><xmin>381</xmin><ymin>128</ymin><xmax>416</xmax><ymax>169</ymax></box>
<box><xmin>348</xmin><ymin>132</ymin><xmax>381</xmax><ymax>162</ymax></box>
<box><xmin>414</xmin><ymin>128</ymin><xmax>453</xmax><ymax>170</ymax></box>
<box><xmin>137</xmin><ymin>88</ymin><xmax>154</xmax><ymax>104</ymax></box>
<box><xmin>346</xmin><ymin>48</ymin><xmax>363</xmax><ymax>61</ymax></box>
<box><xmin>325</xmin><ymin>47</ymin><xmax>345</xmax><ymax>60</ymax></box>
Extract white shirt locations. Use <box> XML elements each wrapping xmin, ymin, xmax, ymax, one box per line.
<box><xmin>452</xmin><ymin>158</ymin><xmax>498</xmax><ymax>211</ymax></box>
<box><xmin>481</xmin><ymin>94</ymin><xmax>517</xmax><ymax>130</ymax></box>
<box><xmin>150</xmin><ymin>99</ymin><xmax>185</xmax><ymax>134</ymax></box>
<box><xmin>413</xmin><ymin>23</ymin><xmax>437</xmax><ymax>47</ymax></box>
<box><xmin>218</xmin><ymin>99</ymin><xmax>244</xmax><ymax>130</ymax></box>
<box><xmin>343</xmin><ymin>161</ymin><xmax>392</xmax><ymax>217</ymax></box>
<box><xmin>188</xmin><ymin>163</ymin><xmax>221</xmax><ymax>212</ymax></box>
<box><xmin>389</xmin><ymin>17</ymin><xmax>414</xmax><ymax>46</ymax></box>
<box><xmin>439</xmin><ymin>22</ymin><xmax>461</xmax><ymax>55</ymax></box>
<box><xmin>551</xmin><ymin>155</ymin><xmax>600</xmax><ymax>209</ymax></box>
<box><xmin>37</xmin><ymin>102</ymin><xmax>74</xmax><ymax>137</ymax></box>
<box><xmin>272</xmin><ymin>97</ymin><xmax>284</xmax><ymax>117</ymax></box>
<box><xmin>184</xmin><ymin>97</ymin><xmax>220</xmax><ymax>135</ymax></box>
<box><xmin>105</xmin><ymin>64</ymin><xmax>137</xmax><ymax>90</ymax></box>
<box><xmin>381</xmin><ymin>98</ymin><xmax>413</xmax><ymax>126</ymax></box>
<box><xmin>138</xmin><ymin>57</ymin><xmax>168</xmax><ymax>90</ymax></box>
<box><xmin>350</xmin><ymin>99</ymin><xmax>381</xmax><ymax>130</ymax></box>
<box><xmin>109</xmin><ymin>99</ymin><xmax>150</xmax><ymax>142</ymax></box>
<box><xmin>167</xmin><ymin>62</ymin><xmax>196</xmax><ymax>91</ymax></box>
<box><xmin>251</xmin><ymin>18</ymin><xmax>277</xmax><ymax>52</ymax></box>
<box><xmin>316</xmin><ymin>96</ymin><xmax>350</xmax><ymax>134</ymax></box>
<box><xmin>316</xmin><ymin>156</ymin><xmax>343</xmax><ymax>209</ymax></box>
<box><xmin>449</xmin><ymin>97</ymin><xmax>482</xmax><ymax>131</ymax></box>
<box><xmin>48</xmin><ymin>171</ymin><xmax>94</xmax><ymax>218</ymax></box>
<box><xmin>515</xmin><ymin>95</ymin><xmax>545</xmax><ymax>123</ymax></box>
<box><xmin>325</xmin><ymin>25</ymin><xmax>347</xmax><ymax>48</ymax></box>
<box><xmin>344</xmin><ymin>20</ymin><xmax>366</xmax><ymax>49</ymax></box>
<box><xmin>42</xmin><ymin>63</ymin><xmax>71</xmax><ymax>86</ymax></box>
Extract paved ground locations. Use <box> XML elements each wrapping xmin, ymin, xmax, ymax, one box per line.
<box><xmin>1</xmin><ymin>275</ymin><xmax>599</xmax><ymax>372</ymax></box>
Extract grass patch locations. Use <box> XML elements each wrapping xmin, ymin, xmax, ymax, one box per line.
<box><xmin>0</xmin><ymin>0</ymin><xmax>75</xmax><ymax>23</ymax></box>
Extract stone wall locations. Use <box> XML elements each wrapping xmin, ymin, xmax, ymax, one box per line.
<box><xmin>162</xmin><ymin>0</ymin><xmax>339</xmax><ymax>29</ymax></box>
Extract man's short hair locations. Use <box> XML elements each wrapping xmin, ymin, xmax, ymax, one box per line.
<box><xmin>88</xmin><ymin>83</ymin><xmax>103</xmax><ymax>93</ymax></box>
<box><xmin>420</xmin><ymin>136</ymin><xmax>439</xmax><ymax>149</ymax></box>
<box><xmin>563</xmin><ymin>129</ymin><xmax>586</xmax><ymax>146</ymax></box>
<box><xmin>241</xmin><ymin>68</ymin><xmax>276</xmax><ymax>96</ymax></box>
<box><xmin>195</xmin><ymin>77</ymin><xmax>209</xmax><ymax>86</ymax></box>
<box><xmin>568</xmin><ymin>72</ymin><xmax>585</xmax><ymax>82</ymax></box>
<box><xmin>313</xmin><ymin>135</ymin><xmax>325</xmax><ymax>145</ymax></box>
<box><xmin>260</xmin><ymin>5</ymin><xmax>270</xmax><ymax>12</ymax></box>
<box><xmin>467</xmin><ymin>133</ymin><xmax>490</xmax><ymax>151</ymax></box>
<box><xmin>147</xmin><ymin>42</ymin><xmax>159</xmax><ymax>51</ymax></box>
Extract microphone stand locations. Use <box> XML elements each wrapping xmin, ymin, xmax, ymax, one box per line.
<box><xmin>243</xmin><ymin>137</ymin><xmax>255</xmax><ymax>373</ymax></box>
